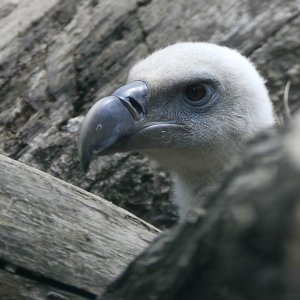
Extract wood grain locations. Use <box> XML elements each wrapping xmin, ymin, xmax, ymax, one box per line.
<box><xmin>0</xmin><ymin>154</ymin><xmax>159</xmax><ymax>298</ymax></box>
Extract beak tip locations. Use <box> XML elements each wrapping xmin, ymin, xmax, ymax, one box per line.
<box><xmin>82</xmin><ymin>163</ymin><xmax>90</xmax><ymax>172</ymax></box>
<box><xmin>80</xmin><ymin>154</ymin><xmax>91</xmax><ymax>172</ymax></box>
<box><xmin>78</xmin><ymin>140</ymin><xmax>92</xmax><ymax>172</ymax></box>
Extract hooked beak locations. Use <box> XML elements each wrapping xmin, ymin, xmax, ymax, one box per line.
<box><xmin>78</xmin><ymin>81</ymin><xmax>149</xmax><ymax>171</ymax></box>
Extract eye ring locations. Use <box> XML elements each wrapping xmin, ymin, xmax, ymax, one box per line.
<box><xmin>184</xmin><ymin>84</ymin><xmax>211</xmax><ymax>106</ymax></box>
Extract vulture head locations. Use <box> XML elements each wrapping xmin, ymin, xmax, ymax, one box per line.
<box><xmin>79</xmin><ymin>42</ymin><xmax>275</xmax><ymax>218</ymax></box>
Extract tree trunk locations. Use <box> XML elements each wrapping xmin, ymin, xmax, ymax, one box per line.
<box><xmin>0</xmin><ymin>154</ymin><xmax>159</xmax><ymax>299</ymax></box>
<box><xmin>0</xmin><ymin>0</ymin><xmax>299</xmax><ymax>229</ymax></box>
<box><xmin>100</xmin><ymin>116</ymin><xmax>300</xmax><ymax>300</ymax></box>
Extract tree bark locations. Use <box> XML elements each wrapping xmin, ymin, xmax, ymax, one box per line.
<box><xmin>0</xmin><ymin>154</ymin><xmax>159</xmax><ymax>299</ymax></box>
<box><xmin>0</xmin><ymin>0</ymin><xmax>299</xmax><ymax>228</ymax></box>
<box><xmin>100</xmin><ymin>116</ymin><xmax>300</xmax><ymax>300</ymax></box>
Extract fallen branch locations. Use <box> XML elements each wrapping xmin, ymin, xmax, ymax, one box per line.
<box><xmin>0</xmin><ymin>154</ymin><xmax>159</xmax><ymax>299</ymax></box>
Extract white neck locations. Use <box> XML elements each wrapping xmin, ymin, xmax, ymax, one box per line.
<box><xmin>171</xmin><ymin>168</ymin><xmax>221</xmax><ymax>219</ymax></box>
<box><xmin>144</xmin><ymin>148</ymin><xmax>230</xmax><ymax>219</ymax></box>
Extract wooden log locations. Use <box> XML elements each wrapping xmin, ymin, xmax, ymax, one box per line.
<box><xmin>0</xmin><ymin>269</ymin><xmax>87</xmax><ymax>300</ymax></box>
<box><xmin>0</xmin><ymin>154</ymin><xmax>159</xmax><ymax>299</ymax></box>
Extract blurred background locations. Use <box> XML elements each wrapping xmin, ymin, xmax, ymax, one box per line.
<box><xmin>0</xmin><ymin>0</ymin><xmax>299</xmax><ymax>228</ymax></box>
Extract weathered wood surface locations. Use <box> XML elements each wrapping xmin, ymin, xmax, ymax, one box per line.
<box><xmin>0</xmin><ymin>154</ymin><xmax>159</xmax><ymax>299</ymax></box>
<box><xmin>0</xmin><ymin>0</ymin><xmax>299</xmax><ymax>228</ymax></box>
<box><xmin>0</xmin><ymin>270</ymin><xmax>87</xmax><ymax>300</ymax></box>
<box><xmin>100</xmin><ymin>116</ymin><xmax>300</xmax><ymax>300</ymax></box>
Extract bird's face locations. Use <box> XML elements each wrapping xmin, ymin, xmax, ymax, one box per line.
<box><xmin>79</xmin><ymin>43</ymin><xmax>274</xmax><ymax>174</ymax></box>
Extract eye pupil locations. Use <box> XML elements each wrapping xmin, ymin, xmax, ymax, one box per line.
<box><xmin>185</xmin><ymin>84</ymin><xmax>207</xmax><ymax>102</ymax></box>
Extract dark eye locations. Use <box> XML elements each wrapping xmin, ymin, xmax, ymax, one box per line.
<box><xmin>184</xmin><ymin>84</ymin><xmax>207</xmax><ymax>105</ymax></box>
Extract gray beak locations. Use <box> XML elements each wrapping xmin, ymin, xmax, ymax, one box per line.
<box><xmin>78</xmin><ymin>81</ymin><xmax>148</xmax><ymax>171</ymax></box>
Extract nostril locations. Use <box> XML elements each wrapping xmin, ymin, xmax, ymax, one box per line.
<box><xmin>128</xmin><ymin>97</ymin><xmax>145</xmax><ymax>119</ymax></box>
<box><xmin>120</xmin><ymin>97</ymin><xmax>145</xmax><ymax>121</ymax></box>
<box><xmin>112</xmin><ymin>81</ymin><xmax>148</xmax><ymax>122</ymax></box>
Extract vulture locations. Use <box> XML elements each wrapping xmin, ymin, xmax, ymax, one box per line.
<box><xmin>78</xmin><ymin>42</ymin><xmax>275</xmax><ymax>219</ymax></box>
